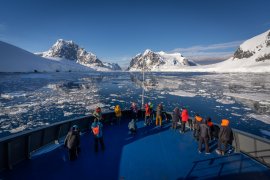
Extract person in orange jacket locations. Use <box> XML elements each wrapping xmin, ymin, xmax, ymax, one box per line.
<box><xmin>193</xmin><ymin>114</ymin><xmax>203</xmax><ymax>140</ymax></box>
<box><xmin>180</xmin><ymin>107</ymin><xmax>189</xmax><ymax>133</ymax></box>
<box><xmin>216</xmin><ymin>119</ymin><xmax>232</xmax><ymax>155</ymax></box>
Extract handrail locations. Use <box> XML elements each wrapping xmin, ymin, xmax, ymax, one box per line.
<box><xmin>0</xmin><ymin>115</ymin><xmax>89</xmax><ymax>143</ymax></box>
<box><xmin>0</xmin><ymin>110</ymin><xmax>133</xmax><ymax>171</ymax></box>
<box><xmin>0</xmin><ymin>110</ymin><xmax>270</xmax><ymax>171</ymax></box>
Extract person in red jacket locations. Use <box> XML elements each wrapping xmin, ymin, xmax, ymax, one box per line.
<box><xmin>144</xmin><ymin>103</ymin><xmax>151</xmax><ymax>126</ymax></box>
<box><xmin>180</xmin><ymin>107</ymin><xmax>189</xmax><ymax>133</ymax></box>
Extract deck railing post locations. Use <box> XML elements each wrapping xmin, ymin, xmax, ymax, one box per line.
<box><xmin>57</xmin><ymin>125</ymin><xmax>62</xmax><ymax>143</ymax></box>
<box><xmin>27</xmin><ymin>135</ymin><xmax>31</xmax><ymax>159</ymax></box>
<box><xmin>233</xmin><ymin>132</ymin><xmax>240</xmax><ymax>153</ymax></box>
<box><xmin>7</xmin><ymin>142</ymin><xmax>12</xmax><ymax>170</ymax></box>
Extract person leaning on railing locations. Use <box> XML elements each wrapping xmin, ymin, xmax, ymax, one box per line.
<box><xmin>172</xmin><ymin>107</ymin><xmax>180</xmax><ymax>130</ymax></box>
<box><xmin>180</xmin><ymin>107</ymin><xmax>189</xmax><ymax>133</ymax></box>
<box><xmin>216</xmin><ymin>119</ymin><xmax>232</xmax><ymax>156</ymax></box>
<box><xmin>93</xmin><ymin>107</ymin><xmax>103</xmax><ymax>122</ymax></box>
<box><xmin>156</xmin><ymin>104</ymin><xmax>163</xmax><ymax>127</ymax></box>
<box><xmin>64</xmin><ymin>125</ymin><xmax>81</xmax><ymax>161</ymax></box>
<box><xmin>198</xmin><ymin>119</ymin><xmax>211</xmax><ymax>154</ymax></box>
<box><xmin>114</xmin><ymin>105</ymin><xmax>122</xmax><ymax>125</ymax></box>
<box><xmin>130</xmin><ymin>102</ymin><xmax>138</xmax><ymax>121</ymax></box>
<box><xmin>193</xmin><ymin>114</ymin><xmax>203</xmax><ymax>140</ymax></box>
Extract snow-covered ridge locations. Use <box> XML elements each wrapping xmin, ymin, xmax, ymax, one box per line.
<box><xmin>127</xmin><ymin>49</ymin><xmax>197</xmax><ymax>71</ymax></box>
<box><xmin>127</xmin><ymin>29</ymin><xmax>270</xmax><ymax>72</ymax></box>
<box><xmin>233</xmin><ymin>30</ymin><xmax>270</xmax><ymax>62</ymax></box>
<box><xmin>38</xmin><ymin>39</ymin><xmax>121</xmax><ymax>71</ymax></box>
<box><xmin>0</xmin><ymin>41</ymin><xmax>92</xmax><ymax>72</ymax></box>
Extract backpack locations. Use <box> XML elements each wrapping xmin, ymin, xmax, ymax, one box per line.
<box><xmin>92</xmin><ymin>126</ymin><xmax>99</xmax><ymax>135</ymax></box>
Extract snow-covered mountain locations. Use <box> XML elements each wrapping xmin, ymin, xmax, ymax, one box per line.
<box><xmin>0</xmin><ymin>41</ymin><xmax>92</xmax><ymax>72</ymax></box>
<box><xmin>127</xmin><ymin>49</ymin><xmax>197</xmax><ymax>71</ymax></box>
<box><xmin>204</xmin><ymin>29</ymin><xmax>270</xmax><ymax>72</ymax></box>
<box><xmin>37</xmin><ymin>39</ymin><xmax>121</xmax><ymax>71</ymax></box>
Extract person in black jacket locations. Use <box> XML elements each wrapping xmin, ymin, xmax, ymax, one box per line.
<box><xmin>64</xmin><ymin>125</ymin><xmax>80</xmax><ymax>160</ymax></box>
<box><xmin>171</xmin><ymin>107</ymin><xmax>180</xmax><ymax>130</ymax></box>
<box><xmin>216</xmin><ymin>119</ymin><xmax>232</xmax><ymax>155</ymax></box>
<box><xmin>193</xmin><ymin>114</ymin><xmax>203</xmax><ymax>140</ymax></box>
<box><xmin>198</xmin><ymin>119</ymin><xmax>211</xmax><ymax>154</ymax></box>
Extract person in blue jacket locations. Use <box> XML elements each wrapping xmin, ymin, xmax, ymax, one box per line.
<box><xmin>91</xmin><ymin>119</ymin><xmax>105</xmax><ymax>152</ymax></box>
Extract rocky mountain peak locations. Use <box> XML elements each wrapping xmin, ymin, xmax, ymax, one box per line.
<box><xmin>36</xmin><ymin>39</ymin><xmax>121</xmax><ymax>71</ymax></box>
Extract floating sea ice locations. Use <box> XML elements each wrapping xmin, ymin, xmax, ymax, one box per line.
<box><xmin>157</xmin><ymin>96</ymin><xmax>165</xmax><ymax>99</ymax></box>
<box><xmin>216</xmin><ymin>98</ymin><xmax>235</xmax><ymax>105</ymax></box>
<box><xmin>168</xmin><ymin>90</ymin><xmax>196</xmax><ymax>98</ymax></box>
<box><xmin>231</xmin><ymin>113</ymin><xmax>242</xmax><ymax>117</ymax></box>
<box><xmin>247</xmin><ymin>114</ymin><xmax>270</xmax><ymax>124</ymax></box>
<box><xmin>9</xmin><ymin>125</ymin><xmax>27</xmax><ymax>133</ymax></box>
<box><xmin>64</xmin><ymin>111</ymin><xmax>73</xmax><ymax>116</ymax></box>
<box><xmin>110</xmin><ymin>94</ymin><xmax>118</xmax><ymax>97</ymax></box>
<box><xmin>232</xmin><ymin>107</ymin><xmax>240</xmax><ymax>110</ymax></box>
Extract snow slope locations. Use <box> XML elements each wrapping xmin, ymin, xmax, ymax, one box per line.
<box><xmin>0</xmin><ymin>41</ymin><xmax>93</xmax><ymax>72</ymax></box>
<box><xmin>128</xmin><ymin>49</ymin><xmax>197</xmax><ymax>71</ymax></box>
<box><xmin>207</xmin><ymin>29</ymin><xmax>270</xmax><ymax>72</ymax></box>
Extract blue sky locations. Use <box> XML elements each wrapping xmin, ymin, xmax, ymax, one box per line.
<box><xmin>1</xmin><ymin>0</ymin><xmax>270</xmax><ymax>66</ymax></box>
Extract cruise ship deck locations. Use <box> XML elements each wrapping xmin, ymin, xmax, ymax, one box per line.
<box><xmin>1</xmin><ymin>117</ymin><xmax>270</xmax><ymax>180</ymax></box>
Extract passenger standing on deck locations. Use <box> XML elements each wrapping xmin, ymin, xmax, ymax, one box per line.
<box><xmin>180</xmin><ymin>107</ymin><xmax>189</xmax><ymax>133</ymax></box>
<box><xmin>198</xmin><ymin>120</ymin><xmax>211</xmax><ymax>154</ymax></box>
<box><xmin>93</xmin><ymin>107</ymin><xmax>103</xmax><ymax>122</ymax></box>
<box><xmin>144</xmin><ymin>103</ymin><xmax>151</xmax><ymax>126</ymax></box>
<box><xmin>206</xmin><ymin>117</ymin><xmax>214</xmax><ymax>140</ymax></box>
<box><xmin>130</xmin><ymin>102</ymin><xmax>138</xmax><ymax>121</ymax></box>
<box><xmin>64</xmin><ymin>125</ymin><xmax>80</xmax><ymax>160</ymax></box>
<box><xmin>91</xmin><ymin>119</ymin><xmax>105</xmax><ymax>152</ymax></box>
<box><xmin>114</xmin><ymin>105</ymin><xmax>122</xmax><ymax>125</ymax></box>
<box><xmin>128</xmin><ymin>119</ymin><xmax>137</xmax><ymax>135</ymax></box>
<box><xmin>160</xmin><ymin>103</ymin><xmax>168</xmax><ymax>122</ymax></box>
<box><xmin>156</xmin><ymin>104</ymin><xmax>163</xmax><ymax>127</ymax></box>
<box><xmin>172</xmin><ymin>107</ymin><xmax>180</xmax><ymax>130</ymax></box>
<box><xmin>216</xmin><ymin>119</ymin><xmax>232</xmax><ymax>155</ymax></box>
<box><xmin>193</xmin><ymin>114</ymin><xmax>203</xmax><ymax>140</ymax></box>
<box><xmin>148</xmin><ymin>102</ymin><xmax>154</xmax><ymax>122</ymax></box>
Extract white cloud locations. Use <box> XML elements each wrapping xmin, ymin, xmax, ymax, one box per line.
<box><xmin>170</xmin><ymin>40</ymin><xmax>243</xmax><ymax>63</ymax></box>
<box><xmin>171</xmin><ymin>41</ymin><xmax>243</xmax><ymax>53</ymax></box>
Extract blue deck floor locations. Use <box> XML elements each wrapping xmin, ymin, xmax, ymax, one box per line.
<box><xmin>1</xmin><ymin>119</ymin><xmax>270</xmax><ymax>180</ymax></box>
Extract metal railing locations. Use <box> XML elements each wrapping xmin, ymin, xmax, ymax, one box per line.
<box><xmin>0</xmin><ymin>110</ymin><xmax>269</xmax><ymax>172</ymax></box>
<box><xmin>0</xmin><ymin>110</ymin><xmax>132</xmax><ymax>171</ymax></box>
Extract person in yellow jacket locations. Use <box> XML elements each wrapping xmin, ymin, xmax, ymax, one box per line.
<box><xmin>114</xmin><ymin>105</ymin><xmax>122</xmax><ymax>125</ymax></box>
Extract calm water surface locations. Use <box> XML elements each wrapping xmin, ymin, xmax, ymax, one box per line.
<box><xmin>0</xmin><ymin>72</ymin><xmax>270</xmax><ymax>138</ymax></box>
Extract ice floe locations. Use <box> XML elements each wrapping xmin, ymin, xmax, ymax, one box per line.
<box><xmin>168</xmin><ymin>90</ymin><xmax>197</xmax><ymax>97</ymax></box>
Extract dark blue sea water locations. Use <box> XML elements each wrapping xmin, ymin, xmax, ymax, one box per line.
<box><xmin>0</xmin><ymin>72</ymin><xmax>270</xmax><ymax>138</ymax></box>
